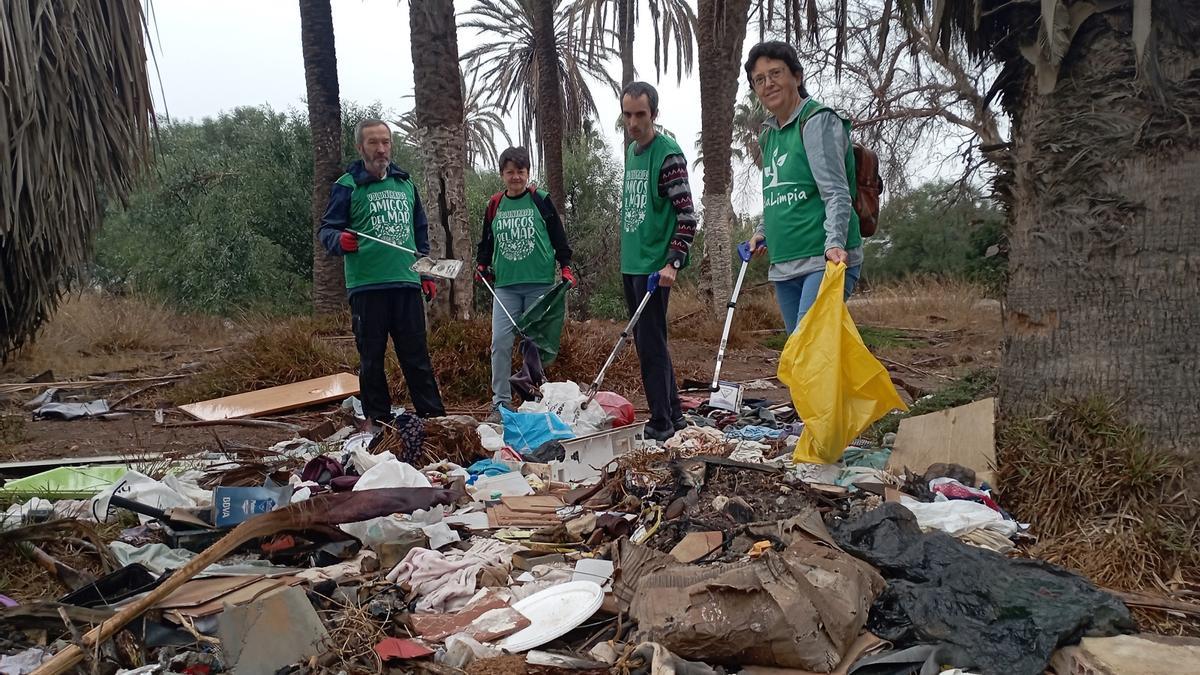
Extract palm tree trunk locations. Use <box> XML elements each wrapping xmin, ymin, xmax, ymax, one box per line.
<box><xmin>533</xmin><ymin>0</ymin><xmax>566</xmax><ymax>204</ymax></box>
<box><xmin>410</xmin><ymin>0</ymin><xmax>472</xmax><ymax>320</ymax></box>
<box><xmin>696</xmin><ymin>0</ymin><xmax>750</xmax><ymax>314</ymax></box>
<box><xmin>618</xmin><ymin>0</ymin><xmax>635</xmax><ymax>149</ymax></box>
<box><xmin>1000</xmin><ymin>16</ymin><xmax>1200</xmax><ymax>450</ymax></box>
<box><xmin>299</xmin><ymin>0</ymin><xmax>346</xmax><ymax>315</ymax></box>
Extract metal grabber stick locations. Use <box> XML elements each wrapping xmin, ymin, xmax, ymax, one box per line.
<box><xmin>581</xmin><ymin>272</ymin><xmax>661</xmax><ymax>410</ymax></box>
<box><xmin>711</xmin><ymin>240</ymin><xmax>755</xmax><ymax>390</ymax></box>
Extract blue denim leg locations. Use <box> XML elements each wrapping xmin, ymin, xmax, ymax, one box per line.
<box><xmin>775</xmin><ymin>264</ymin><xmax>863</xmax><ymax>335</ymax></box>
<box><xmin>490</xmin><ymin>283</ymin><xmax>553</xmax><ymax>406</ymax></box>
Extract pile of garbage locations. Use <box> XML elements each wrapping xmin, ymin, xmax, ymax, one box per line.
<box><xmin>0</xmin><ymin>378</ymin><xmax>1192</xmax><ymax>675</ymax></box>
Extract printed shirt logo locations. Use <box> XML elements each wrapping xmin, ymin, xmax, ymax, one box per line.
<box><xmin>366</xmin><ymin>188</ymin><xmax>414</xmax><ymax>246</ymax></box>
<box><xmin>622</xmin><ymin>168</ymin><xmax>650</xmax><ymax>233</ymax></box>
<box><xmin>494</xmin><ymin>207</ymin><xmax>539</xmax><ymax>261</ymax></box>
<box><xmin>762</xmin><ymin>146</ymin><xmax>807</xmax><ymax>208</ymax></box>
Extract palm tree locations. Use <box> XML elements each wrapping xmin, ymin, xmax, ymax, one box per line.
<box><xmin>1</xmin><ymin>0</ymin><xmax>153</xmax><ymax>359</ymax></box>
<box><xmin>395</xmin><ymin>72</ymin><xmax>512</xmax><ymax>170</ymax></box>
<box><xmin>410</xmin><ymin>0</ymin><xmax>473</xmax><ymax>319</ymax></box>
<box><xmin>461</xmin><ymin>0</ymin><xmax>619</xmax><ymax>200</ymax></box>
<box><xmin>695</xmin><ymin>0</ymin><xmax>752</xmax><ymax>314</ymax></box>
<box><xmin>571</xmin><ymin>0</ymin><xmax>697</xmax><ymax>90</ymax></box>
<box><xmin>299</xmin><ymin>0</ymin><xmax>346</xmax><ymax>315</ymax></box>
<box><xmin>533</xmin><ymin>0</ymin><xmax>567</xmax><ymax>202</ymax></box>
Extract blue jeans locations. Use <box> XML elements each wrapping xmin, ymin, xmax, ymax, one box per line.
<box><xmin>774</xmin><ymin>265</ymin><xmax>862</xmax><ymax>335</ymax></box>
<box><xmin>490</xmin><ymin>282</ymin><xmax>554</xmax><ymax>406</ymax></box>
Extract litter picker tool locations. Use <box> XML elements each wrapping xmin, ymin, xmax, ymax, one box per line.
<box><xmin>581</xmin><ymin>272</ymin><xmax>660</xmax><ymax>410</ymax></box>
<box><xmin>348</xmin><ymin>229</ymin><xmax>464</xmax><ymax>280</ymax></box>
<box><xmin>477</xmin><ymin>274</ymin><xmax>522</xmax><ymax>335</ymax></box>
<box><xmin>708</xmin><ymin>239</ymin><xmax>759</xmax><ymax>412</ymax></box>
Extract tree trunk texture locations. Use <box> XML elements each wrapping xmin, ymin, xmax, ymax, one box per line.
<box><xmin>300</xmin><ymin>0</ymin><xmax>346</xmax><ymax>314</ymax></box>
<box><xmin>618</xmin><ymin>0</ymin><xmax>635</xmax><ymax>149</ymax></box>
<box><xmin>534</xmin><ymin>0</ymin><xmax>566</xmax><ymax>204</ymax></box>
<box><xmin>696</xmin><ymin>0</ymin><xmax>750</xmax><ymax>314</ymax></box>
<box><xmin>1001</xmin><ymin>13</ymin><xmax>1200</xmax><ymax>450</ymax></box>
<box><xmin>410</xmin><ymin>0</ymin><xmax>472</xmax><ymax>320</ymax></box>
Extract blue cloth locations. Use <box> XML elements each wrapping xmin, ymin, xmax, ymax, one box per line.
<box><xmin>500</xmin><ymin>407</ymin><xmax>575</xmax><ymax>451</ymax></box>
<box><xmin>466</xmin><ymin>459</ymin><xmax>513</xmax><ymax>479</ymax></box>
<box><xmin>774</xmin><ymin>263</ymin><xmax>862</xmax><ymax>334</ymax></box>
<box><xmin>725</xmin><ymin>425</ymin><xmax>783</xmax><ymax>441</ymax></box>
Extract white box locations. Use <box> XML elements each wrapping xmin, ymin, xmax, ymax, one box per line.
<box><xmin>550</xmin><ymin>422</ymin><xmax>646</xmax><ymax>483</ymax></box>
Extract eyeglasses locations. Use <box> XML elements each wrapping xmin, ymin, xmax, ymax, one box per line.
<box><xmin>752</xmin><ymin>67</ymin><xmax>791</xmax><ymax>89</ymax></box>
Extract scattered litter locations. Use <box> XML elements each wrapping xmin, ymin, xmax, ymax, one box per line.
<box><xmin>32</xmin><ymin>398</ymin><xmax>110</xmax><ymax>420</ymax></box>
<box><xmin>374</xmin><ymin>637</ymin><xmax>434</xmax><ymax>661</ymax></box>
<box><xmin>669</xmin><ymin>531</ymin><xmax>723</xmax><ymax>563</ymax></box>
<box><xmin>888</xmin><ymin>398</ymin><xmax>996</xmax><ymax>484</ymax></box>
<box><xmin>217</xmin><ymin>586</ymin><xmax>327</xmax><ymax>674</ymax></box>
<box><xmin>0</xmin><ymin>465</ymin><xmax>129</xmax><ymax>500</ymax></box>
<box><xmin>496</xmin><ymin>581</ymin><xmax>604</xmax><ymax>653</ymax></box>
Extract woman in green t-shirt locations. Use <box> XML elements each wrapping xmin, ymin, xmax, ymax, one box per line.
<box><xmin>475</xmin><ymin>147</ymin><xmax>575</xmax><ymax>418</ymax></box>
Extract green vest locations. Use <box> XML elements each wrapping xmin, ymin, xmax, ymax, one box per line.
<box><xmin>621</xmin><ymin>134</ymin><xmax>681</xmax><ymax>275</ymax></box>
<box><xmin>760</xmin><ymin>99</ymin><xmax>861</xmax><ymax>264</ymax></box>
<box><xmin>491</xmin><ymin>190</ymin><xmax>556</xmax><ymax>287</ymax></box>
<box><xmin>337</xmin><ymin>172</ymin><xmax>420</xmax><ymax>289</ymax></box>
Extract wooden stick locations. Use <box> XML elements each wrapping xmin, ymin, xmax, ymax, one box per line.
<box><xmin>155</xmin><ymin>419</ymin><xmax>301</xmax><ymax>432</ymax></box>
<box><xmin>1111</xmin><ymin>589</ymin><xmax>1200</xmax><ymax>617</ymax></box>
<box><xmin>0</xmin><ymin>374</ymin><xmax>187</xmax><ymax>395</ymax></box>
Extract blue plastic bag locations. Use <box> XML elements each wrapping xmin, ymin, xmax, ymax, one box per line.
<box><xmin>500</xmin><ymin>407</ymin><xmax>575</xmax><ymax>452</ymax></box>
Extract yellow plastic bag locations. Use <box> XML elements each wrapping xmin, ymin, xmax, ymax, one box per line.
<box><xmin>777</xmin><ymin>262</ymin><xmax>908</xmax><ymax>464</ymax></box>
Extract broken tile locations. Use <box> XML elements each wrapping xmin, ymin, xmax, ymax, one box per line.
<box><xmin>669</xmin><ymin>531</ymin><xmax>724</xmax><ymax>563</ymax></box>
<box><xmin>374</xmin><ymin>637</ymin><xmax>434</xmax><ymax>661</ymax></box>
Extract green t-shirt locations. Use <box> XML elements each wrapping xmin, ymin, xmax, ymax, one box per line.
<box><xmin>621</xmin><ymin>133</ymin><xmax>681</xmax><ymax>275</ymax></box>
<box><xmin>491</xmin><ymin>190</ymin><xmax>556</xmax><ymax>287</ymax></box>
<box><xmin>337</xmin><ymin>172</ymin><xmax>419</xmax><ymax>288</ymax></box>
<box><xmin>760</xmin><ymin>98</ymin><xmax>861</xmax><ymax>264</ymax></box>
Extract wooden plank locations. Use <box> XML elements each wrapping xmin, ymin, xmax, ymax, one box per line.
<box><xmin>178</xmin><ymin>373</ymin><xmax>359</xmax><ymax>421</ymax></box>
<box><xmin>887</xmin><ymin>398</ymin><xmax>996</xmax><ymax>483</ymax></box>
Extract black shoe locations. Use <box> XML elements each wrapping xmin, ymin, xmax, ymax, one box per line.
<box><xmin>644</xmin><ymin>424</ymin><xmax>676</xmax><ymax>443</ymax></box>
<box><xmin>672</xmin><ymin>417</ymin><xmax>688</xmax><ymax>431</ymax></box>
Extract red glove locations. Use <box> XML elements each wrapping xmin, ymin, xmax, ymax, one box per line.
<box><xmin>475</xmin><ymin>264</ymin><xmax>494</xmax><ymax>284</ymax></box>
<box><xmin>338</xmin><ymin>231</ymin><xmax>358</xmax><ymax>253</ymax></box>
<box><xmin>561</xmin><ymin>266</ymin><xmax>577</xmax><ymax>288</ymax></box>
<box><xmin>421</xmin><ymin>279</ymin><xmax>438</xmax><ymax>302</ymax></box>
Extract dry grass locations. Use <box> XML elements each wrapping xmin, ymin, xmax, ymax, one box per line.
<box><xmin>848</xmin><ymin>277</ymin><xmax>999</xmax><ymax>334</ymax></box>
<box><xmin>998</xmin><ymin>398</ymin><xmax>1200</xmax><ymax>595</ymax></box>
<box><xmin>667</xmin><ymin>284</ymin><xmax>782</xmax><ymax>348</ymax></box>
<box><xmin>2</xmin><ymin>292</ymin><xmax>228</xmax><ymax>379</ymax></box>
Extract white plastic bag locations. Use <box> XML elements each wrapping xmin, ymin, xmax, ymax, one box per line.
<box><xmin>519</xmin><ymin>381</ymin><xmax>609</xmax><ymax>436</ymax></box>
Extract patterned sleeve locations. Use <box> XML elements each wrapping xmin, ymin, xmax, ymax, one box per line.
<box><xmin>658</xmin><ymin>153</ymin><xmax>697</xmax><ymax>264</ymax></box>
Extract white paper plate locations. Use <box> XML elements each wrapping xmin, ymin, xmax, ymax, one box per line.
<box><xmin>497</xmin><ymin>580</ymin><xmax>604</xmax><ymax>652</ymax></box>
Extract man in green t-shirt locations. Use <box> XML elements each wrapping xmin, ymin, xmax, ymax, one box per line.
<box><xmin>475</xmin><ymin>146</ymin><xmax>575</xmax><ymax>417</ymax></box>
<box><xmin>744</xmin><ymin>41</ymin><xmax>863</xmax><ymax>336</ymax></box>
<box><xmin>619</xmin><ymin>82</ymin><xmax>698</xmax><ymax>442</ymax></box>
<box><xmin>319</xmin><ymin>119</ymin><xmax>445</xmax><ymax>424</ymax></box>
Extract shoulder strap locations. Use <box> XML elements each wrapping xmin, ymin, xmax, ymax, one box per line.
<box><xmin>527</xmin><ymin>187</ymin><xmax>555</xmax><ymax>224</ymax></box>
<box><xmin>485</xmin><ymin>191</ymin><xmax>504</xmax><ymax>224</ymax></box>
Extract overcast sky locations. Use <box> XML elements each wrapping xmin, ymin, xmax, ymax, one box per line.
<box><xmin>147</xmin><ymin>0</ymin><xmax>779</xmax><ymax>211</ymax></box>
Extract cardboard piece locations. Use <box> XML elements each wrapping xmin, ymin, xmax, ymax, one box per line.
<box><xmin>738</xmin><ymin>633</ymin><xmax>886</xmax><ymax>675</ymax></box>
<box><xmin>629</xmin><ymin>539</ymin><xmax>885</xmax><ymax>670</ymax></box>
<box><xmin>180</xmin><ymin>373</ymin><xmax>359</xmax><ymax>421</ymax></box>
<box><xmin>375</xmin><ymin>637</ymin><xmax>434</xmax><ymax>661</ymax></box>
<box><xmin>171</xmin><ymin>578</ymin><xmax>299</xmax><ymax>619</ymax></box>
<box><xmin>572</xmin><ymin>559</ymin><xmax>615</xmax><ymax>589</ymax></box>
<box><xmin>218</xmin><ymin>586</ymin><xmax>327</xmax><ymax>674</ymax></box>
<box><xmin>487</xmin><ymin>504</ymin><xmax>561</xmax><ymax>528</ymax></box>
<box><xmin>887</xmin><ymin>398</ymin><xmax>996</xmax><ymax>483</ymax></box>
<box><xmin>1050</xmin><ymin>634</ymin><xmax>1200</xmax><ymax>675</ymax></box>
<box><xmin>501</xmin><ymin>495</ymin><xmax>566</xmax><ymax>513</ymax></box>
<box><xmin>669</xmin><ymin>532</ymin><xmax>724</xmax><ymax>563</ymax></box>
<box><xmin>154</xmin><ymin>576</ymin><xmax>259</xmax><ymax>610</ymax></box>
<box><xmin>512</xmin><ymin>550</ymin><xmax>567</xmax><ymax>571</ymax></box>
<box><xmin>409</xmin><ymin>591</ymin><xmax>531</xmax><ymax>642</ymax></box>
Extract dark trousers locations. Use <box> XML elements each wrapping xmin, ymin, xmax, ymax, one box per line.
<box><xmin>349</xmin><ymin>288</ymin><xmax>446</xmax><ymax>420</ymax></box>
<box><xmin>623</xmin><ymin>274</ymin><xmax>682</xmax><ymax>430</ymax></box>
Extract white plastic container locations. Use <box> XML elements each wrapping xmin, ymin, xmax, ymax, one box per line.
<box><xmin>549</xmin><ymin>422</ymin><xmax>646</xmax><ymax>483</ymax></box>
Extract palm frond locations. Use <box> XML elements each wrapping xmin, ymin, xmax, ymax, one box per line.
<box><xmin>1</xmin><ymin>0</ymin><xmax>153</xmax><ymax>359</ymax></box>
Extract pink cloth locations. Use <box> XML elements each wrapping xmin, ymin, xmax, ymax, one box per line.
<box><xmin>386</xmin><ymin>539</ymin><xmax>518</xmax><ymax>612</ymax></box>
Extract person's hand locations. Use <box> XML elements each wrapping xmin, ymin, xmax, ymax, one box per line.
<box><xmin>421</xmin><ymin>279</ymin><xmax>438</xmax><ymax>302</ymax></box>
<box><xmin>657</xmin><ymin>264</ymin><xmax>678</xmax><ymax>287</ymax></box>
<box><xmin>474</xmin><ymin>264</ymin><xmax>494</xmax><ymax>284</ymax></box>
<box><xmin>339</xmin><ymin>231</ymin><xmax>358</xmax><ymax>253</ymax></box>
<box><xmin>825</xmin><ymin>247</ymin><xmax>848</xmax><ymax>264</ymax></box>
<box><xmin>561</xmin><ymin>266</ymin><xmax>577</xmax><ymax>288</ymax></box>
<box><xmin>748</xmin><ymin>232</ymin><xmax>767</xmax><ymax>258</ymax></box>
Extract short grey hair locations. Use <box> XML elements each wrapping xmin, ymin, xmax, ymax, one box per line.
<box><xmin>354</xmin><ymin>118</ymin><xmax>389</xmax><ymax>145</ymax></box>
<box><xmin>621</xmin><ymin>81</ymin><xmax>659</xmax><ymax>116</ymax></box>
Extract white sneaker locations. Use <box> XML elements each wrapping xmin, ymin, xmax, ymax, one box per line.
<box><xmin>794</xmin><ymin>462</ymin><xmax>841</xmax><ymax>485</ymax></box>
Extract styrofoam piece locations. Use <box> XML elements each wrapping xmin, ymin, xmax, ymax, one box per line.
<box><xmin>550</xmin><ymin>422</ymin><xmax>645</xmax><ymax>484</ymax></box>
<box><xmin>496</xmin><ymin>581</ymin><xmax>604</xmax><ymax>653</ymax></box>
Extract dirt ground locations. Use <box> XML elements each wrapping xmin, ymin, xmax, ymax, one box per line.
<box><xmin>0</xmin><ymin>286</ymin><xmax>1001</xmax><ymax>465</ymax></box>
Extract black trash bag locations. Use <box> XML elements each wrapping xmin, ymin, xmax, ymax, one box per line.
<box><xmin>509</xmin><ymin>337</ymin><xmax>547</xmax><ymax>403</ymax></box>
<box><xmin>829</xmin><ymin>503</ymin><xmax>1135</xmax><ymax>675</ymax></box>
<box><xmin>526</xmin><ymin>439</ymin><xmax>565</xmax><ymax>463</ymax></box>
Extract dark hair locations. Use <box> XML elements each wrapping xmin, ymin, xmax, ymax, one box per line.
<box><xmin>744</xmin><ymin>41</ymin><xmax>809</xmax><ymax>98</ymax></box>
<box><xmin>498</xmin><ymin>146</ymin><xmax>531</xmax><ymax>172</ymax></box>
<box><xmin>354</xmin><ymin>118</ymin><xmax>389</xmax><ymax>145</ymax></box>
<box><xmin>621</xmin><ymin>81</ymin><xmax>659</xmax><ymax>116</ymax></box>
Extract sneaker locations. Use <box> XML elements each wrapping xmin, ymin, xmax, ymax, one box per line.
<box><xmin>644</xmin><ymin>424</ymin><xmax>677</xmax><ymax>443</ymax></box>
<box><xmin>672</xmin><ymin>417</ymin><xmax>688</xmax><ymax>431</ymax></box>
<box><xmin>486</xmin><ymin>402</ymin><xmax>513</xmax><ymax>424</ymax></box>
<box><xmin>794</xmin><ymin>461</ymin><xmax>841</xmax><ymax>485</ymax></box>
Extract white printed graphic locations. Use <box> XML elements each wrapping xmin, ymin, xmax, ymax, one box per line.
<box><xmin>494</xmin><ymin>207</ymin><xmax>539</xmax><ymax>261</ymax></box>
<box><xmin>366</xmin><ymin>189</ymin><xmax>414</xmax><ymax>247</ymax></box>
<box><xmin>622</xmin><ymin>168</ymin><xmax>650</xmax><ymax>233</ymax></box>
